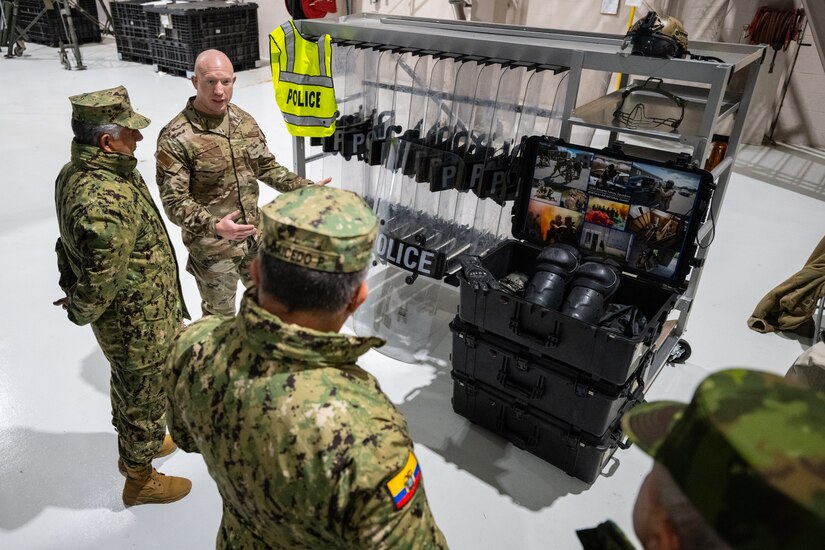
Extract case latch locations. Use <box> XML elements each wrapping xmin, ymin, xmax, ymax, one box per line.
<box><xmin>689</xmin><ymin>257</ymin><xmax>705</xmax><ymax>268</ymax></box>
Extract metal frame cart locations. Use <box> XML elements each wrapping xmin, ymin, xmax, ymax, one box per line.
<box><xmin>288</xmin><ymin>14</ymin><xmax>764</xmax><ymax>481</ymax></box>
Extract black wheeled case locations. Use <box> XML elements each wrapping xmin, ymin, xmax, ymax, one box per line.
<box><xmin>458</xmin><ymin>136</ymin><xmax>713</xmax><ymax>385</ymax></box>
<box><xmin>450</xmin><ymin>316</ymin><xmax>656</xmax><ymax>436</ymax></box>
<box><xmin>451</xmin><ymin>371</ymin><xmax>630</xmax><ymax>483</ymax></box>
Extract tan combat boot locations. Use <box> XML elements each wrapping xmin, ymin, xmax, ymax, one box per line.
<box><xmin>122</xmin><ymin>464</ymin><xmax>192</xmax><ymax>506</ymax></box>
<box><xmin>118</xmin><ymin>434</ymin><xmax>178</xmax><ymax>476</ymax></box>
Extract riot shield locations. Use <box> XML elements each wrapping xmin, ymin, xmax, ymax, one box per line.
<box><xmin>362</xmin><ymin>48</ymin><xmax>403</xmax><ymax>204</ymax></box>
<box><xmin>350</xmin><ymin>52</ymin><xmax>455</xmax><ymax>362</ymax></box>
<box><xmin>319</xmin><ymin>42</ymin><xmax>355</xmax><ymax>190</ymax></box>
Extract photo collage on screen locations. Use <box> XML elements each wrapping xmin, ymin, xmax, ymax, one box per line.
<box><xmin>527</xmin><ymin>144</ymin><xmax>702</xmax><ymax>280</ymax></box>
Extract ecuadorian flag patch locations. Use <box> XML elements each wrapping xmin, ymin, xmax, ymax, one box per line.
<box><xmin>386</xmin><ymin>451</ymin><xmax>421</xmax><ymax>510</ymax></box>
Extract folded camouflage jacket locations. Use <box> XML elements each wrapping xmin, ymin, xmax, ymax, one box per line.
<box><xmin>749</xmin><ymin>236</ymin><xmax>825</xmax><ymax>334</ymax></box>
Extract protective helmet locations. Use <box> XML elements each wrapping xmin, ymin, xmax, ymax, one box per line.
<box><xmin>622</xmin><ymin>11</ymin><xmax>689</xmax><ymax>59</ymax></box>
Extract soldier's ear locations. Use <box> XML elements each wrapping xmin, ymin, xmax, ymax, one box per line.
<box><xmin>347</xmin><ymin>282</ymin><xmax>368</xmax><ymax>314</ymax></box>
<box><xmin>191</xmin><ymin>75</ymin><xmax>198</xmax><ymax>90</ymax></box>
<box><xmin>99</xmin><ymin>133</ymin><xmax>115</xmax><ymax>153</ymax></box>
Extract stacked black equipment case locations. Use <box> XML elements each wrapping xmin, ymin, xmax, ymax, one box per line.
<box><xmin>452</xmin><ymin>136</ymin><xmax>713</xmax><ymax>483</ymax></box>
<box><xmin>111</xmin><ymin>0</ymin><xmax>153</xmax><ymax>64</ymax></box>
<box><xmin>144</xmin><ymin>1</ymin><xmax>259</xmax><ymax>77</ymax></box>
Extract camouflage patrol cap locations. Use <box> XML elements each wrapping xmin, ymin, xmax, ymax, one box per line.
<box><xmin>623</xmin><ymin>368</ymin><xmax>825</xmax><ymax>549</ymax></box>
<box><xmin>261</xmin><ymin>186</ymin><xmax>377</xmax><ymax>273</ymax></box>
<box><xmin>69</xmin><ymin>85</ymin><xmax>150</xmax><ymax>129</ymax></box>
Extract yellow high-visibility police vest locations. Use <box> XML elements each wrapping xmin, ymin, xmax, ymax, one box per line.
<box><xmin>270</xmin><ymin>20</ymin><xmax>338</xmax><ymax>137</ymax></box>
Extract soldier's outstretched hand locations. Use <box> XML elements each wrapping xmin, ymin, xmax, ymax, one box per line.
<box><xmin>216</xmin><ymin>210</ymin><xmax>256</xmax><ymax>241</ymax></box>
<box><xmin>53</xmin><ymin>297</ymin><xmax>70</xmax><ymax>310</ymax></box>
<box><xmin>316</xmin><ymin>177</ymin><xmax>332</xmax><ymax>186</ymax></box>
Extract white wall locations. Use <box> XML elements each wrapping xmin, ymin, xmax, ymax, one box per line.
<box><xmin>772</xmin><ymin>24</ymin><xmax>825</xmax><ymax>146</ymax></box>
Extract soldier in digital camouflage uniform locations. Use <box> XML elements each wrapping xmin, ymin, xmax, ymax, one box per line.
<box><xmin>165</xmin><ymin>186</ymin><xmax>448</xmax><ymax>549</ymax></box>
<box><xmin>54</xmin><ymin>86</ymin><xmax>192</xmax><ymax>505</ymax></box>
<box><xmin>155</xmin><ymin>49</ymin><xmax>330</xmax><ymax>317</ymax></box>
<box><xmin>579</xmin><ymin>368</ymin><xmax>825</xmax><ymax>550</ymax></box>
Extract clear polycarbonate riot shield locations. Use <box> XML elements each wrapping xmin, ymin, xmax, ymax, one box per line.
<box><xmin>361</xmin><ymin>47</ymin><xmax>401</xmax><ymax>205</ymax></box>
<box><xmin>514</xmin><ymin>67</ymin><xmax>568</xmax><ymax>145</ymax></box>
<box><xmin>350</xmin><ymin>56</ymin><xmax>508</xmax><ymax>362</ymax></box>
<box><xmin>319</xmin><ymin>42</ymin><xmax>355</xmax><ymax>189</ymax></box>
<box><xmin>336</xmin><ymin>44</ymin><xmax>383</xmax><ymax>199</ymax></box>
<box><xmin>436</xmin><ymin>62</ymin><xmax>510</xmax><ymax>263</ymax></box>
<box><xmin>349</xmin><ymin>52</ymin><xmax>456</xmax><ymax>362</ymax></box>
<box><xmin>332</xmin><ymin>44</ymin><xmax>369</xmax><ymax>196</ymax></box>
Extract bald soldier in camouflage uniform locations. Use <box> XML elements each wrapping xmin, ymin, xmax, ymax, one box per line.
<box><xmin>579</xmin><ymin>368</ymin><xmax>825</xmax><ymax>549</ymax></box>
<box><xmin>54</xmin><ymin>86</ymin><xmax>192</xmax><ymax>505</ymax></box>
<box><xmin>156</xmin><ymin>49</ymin><xmax>329</xmax><ymax>316</ymax></box>
<box><xmin>166</xmin><ymin>186</ymin><xmax>447</xmax><ymax>549</ymax></box>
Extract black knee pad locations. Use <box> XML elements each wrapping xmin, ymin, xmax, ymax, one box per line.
<box><xmin>560</xmin><ymin>262</ymin><xmax>621</xmax><ymax>323</ymax></box>
<box><xmin>524</xmin><ymin>244</ymin><xmax>581</xmax><ymax>310</ymax></box>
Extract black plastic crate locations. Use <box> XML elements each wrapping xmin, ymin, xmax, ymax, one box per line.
<box><xmin>111</xmin><ymin>0</ymin><xmax>152</xmax><ymax>39</ymax></box>
<box><xmin>115</xmin><ymin>34</ymin><xmax>151</xmax><ymax>63</ymax></box>
<box><xmin>144</xmin><ymin>1</ymin><xmax>258</xmax><ymax>48</ymax></box>
<box><xmin>452</xmin><ymin>372</ymin><xmax>630</xmax><ymax>483</ymax></box>
<box><xmin>450</xmin><ymin>316</ymin><xmax>655</xmax><ymax>436</ymax></box>
<box><xmin>16</xmin><ymin>0</ymin><xmax>101</xmax><ymax>47</ymax></box>
<box><xmin>458</xmin><ymin>240</ymin><xmax>678</xmax><ymax>386</ymax></box>
<box><xmin>150</xmin><ymin>37</ymin><xmax>258</xmax><ymax>77</ymax></box>
<box><xmin>144</xmin><ymin>1</ymin><xmax>259</xmax><ymax>77</ymax></box>
<box><xmin>112</xmin><ymin>0</ymin><xmax>152</xmax><ymax>61</ymax></box>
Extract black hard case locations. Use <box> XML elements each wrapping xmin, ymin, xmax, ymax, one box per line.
<box><xmin>458</xmin><ymin>242</ymin><xmax>678</xmax><ymax>385</ymax></box>
<box><xmin>452</xmin><ymin>371</ymin><xmax>629</xmax><ymax>483</ymax></box>
<box><xmin>458</xmin><ymin>137</ymin><xmax>711</xmax><ymax>385</ymax></box>
<box><xmin>450</xmin><ymin>317</ymin><xmax>653</xmax><ymax>436</ymax></box>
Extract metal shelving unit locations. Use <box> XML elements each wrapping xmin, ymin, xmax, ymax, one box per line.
<box><xmin>292</xmin><ymin>14</ymin><xmax>765</xmax><ymax>361</ymax></box>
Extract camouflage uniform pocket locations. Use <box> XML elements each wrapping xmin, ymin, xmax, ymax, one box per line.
<box><xmin>122</xmin><ymin>313</ymin><xmax>180</xmax><ymax>369</ymax></box>
<box><xmin>192</xmin><ymin>142</ymin><xmax>229</xmax><ymax>199</ymax></box>
<box><xmin>194</xmin><ymin>142</ymin><xmax>229</xmax><ymax>173</ymax></box>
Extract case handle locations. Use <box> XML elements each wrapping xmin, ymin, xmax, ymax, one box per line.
<box><xmin>508</xmin><ymin>316</ymin><xmax>561</xmax><ymax>348</ymax></box>
<box><xmin>497</xmin><ymin>360</ymin><xmax>544</xmax><ymax>400</ymax></box>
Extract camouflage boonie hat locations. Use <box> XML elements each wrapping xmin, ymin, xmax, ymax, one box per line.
<box><xmin>261</xmin><ymin>186</ymin><xmax>377</xmax><ymax>273</ymax></box>
<box><xmin>69</xmin><ymin>85</ymin><xmax>150</xmax><ymax>129</ymax></box>
<box><xmin>623</xmin><ymin>368</ymin><xmax>825</xmax><ymax>549</ymax></box>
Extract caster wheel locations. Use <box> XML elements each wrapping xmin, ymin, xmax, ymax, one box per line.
<box><xmin>669</xmin><ymin>339</ymin><xmax>691</xmax><ymax>364</ymax></box>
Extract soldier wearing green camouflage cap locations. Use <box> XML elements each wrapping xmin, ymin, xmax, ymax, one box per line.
<box><xmin>69</xmin><ymin>85</ymin><xmax>151</xmax><ymax>129</ymax></box>
<box><xmin>165</xmin><ymin>186</ymin><xmax>447</xmax><ymax>549</ymax></box>
<box><xmin>616</xmin><ymin>368</ymin><xmax>825</xmax><ymax>550</ymax></box>
<box><xmin>54</xmin><ymin>85</ymin><xmax>192</xmax><ymax>506</ymax></box>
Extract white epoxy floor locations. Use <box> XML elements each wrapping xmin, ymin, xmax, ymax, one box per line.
<box><xmin>1</xmin><ymin>39</ymin><xmax>824</xmax><ymax>550</ymax></box>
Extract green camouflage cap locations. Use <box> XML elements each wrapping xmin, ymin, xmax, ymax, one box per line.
<box><xmin>261</xmin><ymin>186</ymin><xmax>377</xmax><ymax>273</ymax></box>
<box><xmin>623</xmin><ymin>368</ymin><xmax>825</xmax><ymax>549</ymax></box>
<box><xmin>69</xmin><ymin>85</ymin><xmax>150</xmax><ymax>129</ymax></box>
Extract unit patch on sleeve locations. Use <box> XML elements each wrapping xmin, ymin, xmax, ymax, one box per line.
<box><xmin>386</xmin><ymin>451</ymin><xmax>422</xmax><ymax>511</ymax></box>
